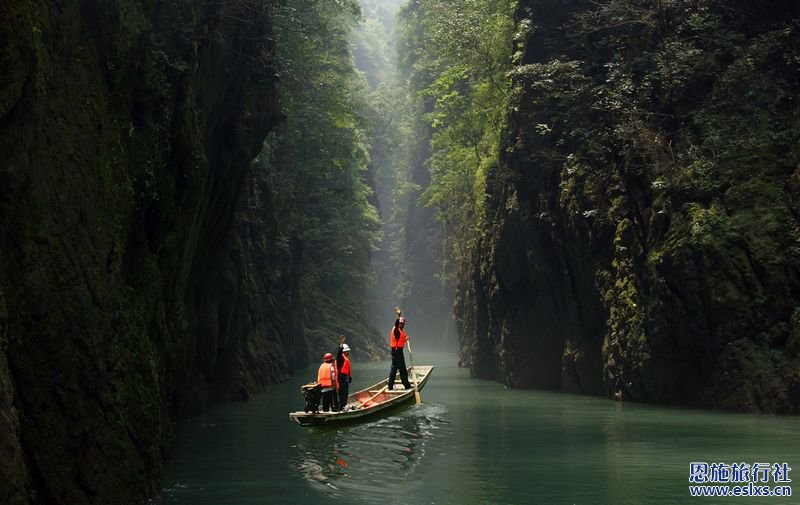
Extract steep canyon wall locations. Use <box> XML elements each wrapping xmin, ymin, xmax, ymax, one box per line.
<box><xmin>0</xmin><ymin>1</ymin><xmax>284</xmax><ymax>503</ymax></box>
<box><xmin>457</xmin><ymin>0</ymin><xmax>800</xmax><ymax>413</ymax></box>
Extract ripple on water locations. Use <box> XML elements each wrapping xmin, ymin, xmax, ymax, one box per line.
<box><xmin>291</xmin><ymin>402</ymin><xmax>451</xmax><ymax>500</ymax></box>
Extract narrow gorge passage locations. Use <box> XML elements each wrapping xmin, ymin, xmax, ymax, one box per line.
<box><xmin>1</xmin><ymin>1</ymin><xmax>798</xmax><ymax>504</ymax></box>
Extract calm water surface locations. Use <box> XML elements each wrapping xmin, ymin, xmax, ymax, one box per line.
<box><xmin>159</xmin><ymin>352</ymin><xmax>798</xmax><ymax>504</ymax></box>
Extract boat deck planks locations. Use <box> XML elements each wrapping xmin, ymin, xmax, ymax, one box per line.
<box><xmin>289</xmin><ymin>365</ymin><xmax>434</xmax><ymax>426</ymax></box>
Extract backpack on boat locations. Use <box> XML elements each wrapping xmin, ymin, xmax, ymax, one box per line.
<box><xmin>301</xmin><ymin>382</ymin><xmax>322</xmax><ymax>413</ymax></box>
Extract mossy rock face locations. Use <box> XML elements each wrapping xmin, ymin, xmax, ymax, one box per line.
<box><xmin>0</xmin><ymin>285</ymin><xmax>31</xmax><ymax>505</ymax></box>
<box><xmin>456</xmin><ymin>0</ymin><xmax>800</xmax><ymax>413</ymax></box>
<box><xmin>0</xmin><ymin>0</ymin><xmax>281</xmax><ymax>503</ymax></box>
<box><xmin>0</xmin><ymin>2</ymin><xmax>30</xmax><ymax>120</ymax></box>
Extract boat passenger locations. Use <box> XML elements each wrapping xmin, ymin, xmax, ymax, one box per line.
<box><xmin>336</xmin><ymin>337</ymin><xmax>352</xmax><ymax>410</ymax></box>
<box><xmin>318</xmin><ymin>352</ymin><xmax>339</xmax><ymax>412</ymax></box>
<box><xmin>387</xmin><ymin>309</ymin><xmax>413</xmax><ymax>390</ymax></box>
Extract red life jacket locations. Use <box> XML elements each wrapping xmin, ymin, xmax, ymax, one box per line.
<box><xmin>340</xmin><ymin>355</ymin><xmax>351</xmax><ymax>376</ymax></box>
<box><xmin>318</xmin><ymin>363</ymin><xmax>337</xmax><ymax>388</ymax></box>
<box><xmin>389</xmin><ymin>326</ymin><xmax>407</xmax><ymax>349</ymax></box>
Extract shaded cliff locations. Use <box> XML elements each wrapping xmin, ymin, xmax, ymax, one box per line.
<box><xmin>0</xmin><ymin>0</ymin><xmax>280</xmax><ymax>503</ymax></box>
<box><xmin>457</xmin><ymin>0</ymin><xmax>800</xmax><ymax>412</ymax></box>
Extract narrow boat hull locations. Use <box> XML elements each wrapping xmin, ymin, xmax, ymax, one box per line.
<box><xmin>289</xmin><ymin>366</ymin><xmax>433</xmax><ymax>426</ymax></box>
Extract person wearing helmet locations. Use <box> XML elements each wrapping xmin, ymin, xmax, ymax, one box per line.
<box><xmin>317</xmin><ymin>352</ymin><xmax>339</xmax><ymax>412</ymax></box>
<box><xmin>336</xmin><ymin>335</ymin><xmax>352</xmax><ymax>410</ymax></box>
<box><xmin>387</xmin><ymin>308</ymin><xmax>413</xmax><ymax>390</ymax></box>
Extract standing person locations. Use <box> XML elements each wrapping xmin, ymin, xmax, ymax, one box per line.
<box><xmin>317</xmin><ymin>352</ymin><xmax>339</xmax><ymax>412</ymax></box>
<box><xmin>388</xmin><ymin>308</ymin><xmax>412</xmax><ymax>390</ymax></box>
<box><xmin>336</xmin><ymin>335</ymin><xmax>352</xmax><ymax>410</ymax></box>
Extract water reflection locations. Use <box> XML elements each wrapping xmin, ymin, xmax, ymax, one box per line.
<box><xmin>292</xmin><ymin>403</ymin><xmax>450</xmax><ymax>500</ymax></box>
<box><xmin>161</xmin><ymin>356</ymin><xmax>800</xmax><ymax>505</ymax></box>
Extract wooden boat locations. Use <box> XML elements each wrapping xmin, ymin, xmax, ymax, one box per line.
<box><xmin>289</xmin><ymin>365</ymin><xmax>434</xmax><ymax>426</ymax></box>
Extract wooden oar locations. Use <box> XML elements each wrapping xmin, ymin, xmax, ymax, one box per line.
<box><xmin>357</xmin><ymin>386</ymin><xmax>388</xmax><ymax>409</ymax></box>
<box><xmin>406</xmin><ymin>338</ymin><xmax>421</xmax><ymax>404</ymax></box>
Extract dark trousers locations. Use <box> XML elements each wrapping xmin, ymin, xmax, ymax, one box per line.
<box><xmin>388</xmin><ymin>348</ymin><xmax>411</xmax><ymax>389</ymax></box>
<box><xmin>322</xmin><ymin>389</ymin><xmax>338</xmax><ymax>412</ymax></box>
<box><xmin>338</xmin><ymin>374</ymin><xmax>350</xmax><ymax>409</ymax></box>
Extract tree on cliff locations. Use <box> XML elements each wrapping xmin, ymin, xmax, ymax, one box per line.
<box><xmin>258</xmin><ymin>0</ymin><xmax>384</xmax><ymax>361</ymax></box>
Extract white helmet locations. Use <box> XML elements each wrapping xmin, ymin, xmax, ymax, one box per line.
<box><xmin>342</xmin><ymin>344</ymin><xmax>351</xmax><ymax>352</ymax></box>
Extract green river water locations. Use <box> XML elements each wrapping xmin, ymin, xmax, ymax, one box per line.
<box><xmin>159</xmin><ymin>352</ymin><xmax>798</xmax><ymax>505</ymax></box>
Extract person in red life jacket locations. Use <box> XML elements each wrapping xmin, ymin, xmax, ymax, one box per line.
<box><xmin>317</xmin><ymin>352</ymin><xmax>339</xmax><ymax>412</ymax></box>
<box><xmin>388</xmin><ymin>307</ymin><xmax>413</xmax><ymax>390</ymax></box>
<box><xmin>336</xmin><ymin>335</ymin><xmax>352</xmax><ymax>410</ymax></box>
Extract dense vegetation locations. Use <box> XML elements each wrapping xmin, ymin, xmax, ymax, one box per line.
<box><xmin>351</xmin><ymin>0</ymin><xmax>418</xmax><ymax>332</ymax></box>
<box><xmin>252</xmin><ymin>0</ymin><xmax>386</xmax><ymax>362</ymax></box>
<box><xmin>390</xmin><ymin>0</ymin><xmax>800</xmax><ymax>412</ymax></box>
<box><xmin>397</xmin><ymin>0</ymin><xmax>515</xmax><ymax>273</ymax></box>
<box><xmin>346</xmin><ymin>0</ymin><xmax>456</xmax><ymax>342</ymax></box>
<box><xmin>374</xmin><ymin>0</ymin><xmax>520</xmax><ymax>341</ymax></box>
<box><xmin>399</xmin><ymin>0</ymin><xmax>800</xmax><ymax>412</ymax></box>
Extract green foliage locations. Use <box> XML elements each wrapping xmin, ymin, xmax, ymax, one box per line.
<box><xmin>264</xmin><ymin>0</ymin><xmax>381</xmax><ymax>352</ymax></box>
<box><xmin>353</xmin><ymin>17</ymin><xmax>393</xmax><ymax>87</ymax></box>
<box><xmin>504</xmin><ymin>0</ymin><xmax>800</xmax><ymax>409</ymax></box>
<box><xmin>397</xmin><ymin>0</ymin><xmax>515</xmax><ymax>275</ymax></box>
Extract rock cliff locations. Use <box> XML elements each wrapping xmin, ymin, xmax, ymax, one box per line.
<box><xmin>457</xmin><ymin>0</ymin><xmax>800</xmax><ymax>413</ymax></box>
<box><xmin>0</xmin><ymin>0</ymin><xmax>281</xmax><ymax>503</ymax></box>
